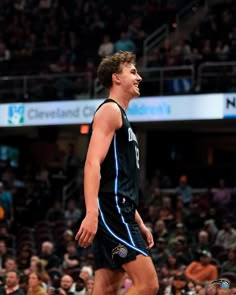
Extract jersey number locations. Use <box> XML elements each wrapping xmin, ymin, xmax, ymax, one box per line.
<box><xmin>135</xmin><ymin>146</ymin><xmax>140</xmax><ymax>169</ymax></box>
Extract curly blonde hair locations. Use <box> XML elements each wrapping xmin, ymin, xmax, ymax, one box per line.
<box><xmin>97</xmin><ymin>51</ymin><xmax>136</xmax><ymax>89</ymax></box>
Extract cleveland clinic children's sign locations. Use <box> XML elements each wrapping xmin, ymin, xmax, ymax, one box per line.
<box><xmin>0</xmin><ymin>93</ymin><xmax>231</xmax><ymax>127</ymax></box>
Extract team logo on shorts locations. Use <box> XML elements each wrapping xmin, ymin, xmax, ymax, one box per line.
<box><xmin>112</xmin><ymin>244</ymin><xmax>128</xmax><ymax>259</ymax></box>
<box><xmin>209</xmin><ymin>279</ymin><xmax>230</xmax><ymax>289</ymax></box>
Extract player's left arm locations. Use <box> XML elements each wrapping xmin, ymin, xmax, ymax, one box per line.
<box><xmin>135</xmin><ymin>210</ymin><xmax>154</xmax><ymax>249</ymax></box>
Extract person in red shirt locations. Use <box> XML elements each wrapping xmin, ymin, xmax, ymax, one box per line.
<box><xmin>185</xmin><ymin>250</ymin><xmax>218</xmax><ymax>284</ymax></box>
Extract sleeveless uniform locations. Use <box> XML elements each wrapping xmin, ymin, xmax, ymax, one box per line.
<box><xmin>92</xmin><ymin>99</ymin><xmax>149</xmax><ymax>270</ymax></box>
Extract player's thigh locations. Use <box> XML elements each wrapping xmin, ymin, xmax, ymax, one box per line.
<box><xmin>93</xmin><ymin>267</ymin><xmax>124</xmax><ymax>295</ymax></box>
<box><xmin>122</xmin><ymin>254</ymin><xmax>159</xmax><ymax>289</ymax></box>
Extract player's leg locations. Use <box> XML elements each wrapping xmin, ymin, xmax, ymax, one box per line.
<box><xmin>92</xmin><ymin>267</ymin><xmax>124</xmax><ymax>295</ymax></box>
<box><xmin>122</xmin><ymin>254</ymin><xmax>159</xmax><ymax>295</ymax></box>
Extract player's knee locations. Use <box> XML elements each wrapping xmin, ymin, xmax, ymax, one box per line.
<box><xmin>135</xmin><ymin>279</ymin><xmax>159</xmax><ymax>295</ymax></box>
<box><xmin>149</xmin><ymin>279</ymin><xmax>159</xmax><ymax>295</ymax></box>
<box><xmin>99</xmin><ymin>282</ymin><xmax>120</xmax><ymax>295</ymax></box>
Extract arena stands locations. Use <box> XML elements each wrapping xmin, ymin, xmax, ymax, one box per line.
<box><xmin>0</xmin><ymin>0</ymin><xmax>236</xmax><ymax>294</ymax></box>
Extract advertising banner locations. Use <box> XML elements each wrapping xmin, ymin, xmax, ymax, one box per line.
<box><xmin>0</xmin><ymin>93</ymin><xmax>227</xmax><ymax>127</ymax></box>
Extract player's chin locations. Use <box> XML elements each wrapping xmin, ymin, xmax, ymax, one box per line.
<box><xmin>134</xmin><ymin>89</ymin><xmax>140</xmax><ymax>97</ymax></box>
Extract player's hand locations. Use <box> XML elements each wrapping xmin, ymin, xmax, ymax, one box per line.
<box><xmin>75</xmin><ymin>214</ymin><xmax>98</xmax><ymax>248</ymax></box>
<box><xmin>139</xmin><ymin>224</ymin><xmax>154</xmax><ymax>249</ymax></box>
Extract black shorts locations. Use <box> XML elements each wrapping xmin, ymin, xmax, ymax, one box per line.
<box><xmin>93</xmin><ymin>194</ymin><xmax>149</xmax><ymax>270</ymax></box>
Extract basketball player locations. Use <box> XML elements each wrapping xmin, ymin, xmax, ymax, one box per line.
<box><xmin>75</xmin><ymin>51</ymin><xmax>159</xmax><ymax>295</ymax></box>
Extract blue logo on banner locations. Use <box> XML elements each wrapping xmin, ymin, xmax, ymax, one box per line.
<box><xmin>8</xmin><ymin>104</ymin><xmax>25</xmax><ymax>125</ymax></box>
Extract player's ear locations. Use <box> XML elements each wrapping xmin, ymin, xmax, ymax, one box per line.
<box><xmin>112</xmin><ymin>73</ymin><xmax>120</xmax><ymax>85</ymax></box>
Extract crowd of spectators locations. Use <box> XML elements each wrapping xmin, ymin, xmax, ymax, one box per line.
<box><xmin>0</xmin><ymin>145</ymin><xmax>236</xmax><ymax>295</ymax></box>
<box><xmin>0</xmin><ymin>0</ymin><xmax>190</xmax><ymax>101</ymax></box>
<box><xmin>147</xmin><ymin>0</ymin><xmax>236</xmax><ymax>67</ymax></box>
<box><xmin>0</xmin><ymin>0</ymin><xmax>180</xmax><ymax>76</ymax></box>
<box><xmin>0</xmin><ymin>0</ymin><xmax>236</xmax><ymax>98</ymax></box>
<box><xmin>145</xmin><ymin>0</ymin><xmax>236</xmax><ymax>94</ymax></box>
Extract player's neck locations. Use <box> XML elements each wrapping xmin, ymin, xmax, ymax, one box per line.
<box><xmin>108</xmin><ymin>91</ymin><xmax>130</xmax><ymax>110</ymax></box>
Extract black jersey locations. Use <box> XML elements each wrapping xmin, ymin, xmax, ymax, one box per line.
<box><xmin>91</xmin><ymin>99</ymin><xmax>140</xmax><ymax>207</ymax></box>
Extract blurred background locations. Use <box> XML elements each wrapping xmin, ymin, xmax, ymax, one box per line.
<box><xmin>0</xmin><ymin>0</ymin><xmax>236</xmax><ymax>294</ymax></box>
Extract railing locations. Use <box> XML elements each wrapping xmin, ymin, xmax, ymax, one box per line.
<box><xmin>197</xmin><ymin>61</ymin><xmax>236</xmax><ymax>93</ymax></box>
<box><xmin>0</xmin><ymin>72</ymin><xmax>93</xmax><ymax>102</ymax></box>
<box><xmin>143</xmin><ymin>24</ymin><xmax>169</xmax><ymax>67</ymax></box>
<box><xmin>142</xmin><ymin>0</ymin><xmax>207</xmax><ymax>67</ymax></box>
<box><xmin>0</xmin><ymin>66</ymin><xmax>194</xmax><ymax>102</ymax></box>
<box><xmin>94</xmin><ymin>65</ymin><xmax>194</xmax><ymax>97</ymax></box>
<box><xmin>139</xmin><ymin>65</ymin><xmax>194</xmax><ymax>96</ymax></box>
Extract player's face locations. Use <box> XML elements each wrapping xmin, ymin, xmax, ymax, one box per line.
<box><xmin>119</xmin><ymin>62</ymin><xmax>142</xmax><ymax>98</ymax></box>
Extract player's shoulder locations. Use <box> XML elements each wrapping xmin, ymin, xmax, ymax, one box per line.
<box><xmin>95</xmin><ymin>100</ymin><xmax>121</xmax><ymax>119</ymax></box>
<box><xmin>93</xmin><ymin>100</ymin><xmax>123</xmax><ymax>130</ymax></box>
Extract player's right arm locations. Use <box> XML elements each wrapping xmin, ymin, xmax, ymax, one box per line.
<box><xmin>75</xmin><ymin>102</ymin><xmax>122</xmax><ymax>248</ymax></box>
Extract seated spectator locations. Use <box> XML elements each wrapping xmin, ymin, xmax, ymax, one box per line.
<box><xmin>150</xmin><ymin>237</ymin><xmax>170</xmax><ymax>268</ymax></box>
<box><xmin>17</xmin><ymin>246</ymin><xmax>33</xmax><ymax>272</ymax></box>
<box><xmin>0</xmin><ymin>271</ymin><xmax>25</xmax><ymax>295</ymax></box>
<box><xmin>164</xmin><ymin>271</ymin><xmax>191</xmax><ymax>295</ymax></box>
<box><xmin>213</xmin><ymin>178</ymin><xmax>231</xmax><ymax>206</ymax></box>
<box><xmin>203</xmin><ymin>219</ymin><xmax>218</xmax><ymax>244</ymax></box>
<box><xmin>170</xmin><ymin>237</ymin><xmax>193</xmax><ymax>267</ymax></box>
<box><xmin>72</xmin><ymin>277</ymin><xmax>86</xmax><ymax>295</ymax></box>
<box><xmin>27</xmin><ymin>272</ymin><xmax>47</xmax><ymax>295</ymax></box>
<box><xmin>145</xmin><ymin>204</ymin><xmax>159</xmax><ymax>226</ymax></box>
<box><xmin>214</xmin><ymin>219</ymin><xmax>236</xmax><ymax>250</ymax></box>
<box><xmin>39</xmin><ymin>242</ymin><xmax>61</xmax><ymax>272</ymax></box>
<box><xmin>64</xmin><ymin>199</ymin><xmax>82</xmax><ymax>229</ymax></box>
<box><xmin>1</xmin><ymin>256</ymin><xmax>23</xmax><ymax>279</ymax></box>
<box><xmin>34</xmin><ymin>260</ymin><xmax>51</xmax><ymax>287</ymax></box>
<box><xmin>158</xmin><ymin>196</ymin><xmax>174</xmax><ymax>225</ymax></box>
<box><xmin>113</xmin><ymin>31</ymin><xmax>136</xmax><ymax>53</ymax></box>
<box><xmin>56</xmin><ymin>274</ymin><xmax>74</xmax><ymax>295</ymax></box>
<box><xmin>220</xmin><ymin>247</ymin><xmax>236</xmax><ymax>274</ymax></box>
<box><xmin>153</xmin><ymin>219</ymin><xmax>169</xmax><ymax>242</ymax></box>
<box><xmin>168</xmin><ymin>222</ymin><xmax>189</xmax><ymax>245</ymax></box>
<box><xmin>85</xmin><ymin>277</ymin><xmax>94</xmax><ymax>295</ymax></box>
<box><xmin>166</xmin><ymin>253</ymin><xmax>181</xmax><ymax>277</ymax></box>
<box><xmin>55</xmin><ymin>229</ymin><xmax>74</xmax><ymax>259</ymax></box>
<box><xmin>215</xmin><ymin>40</ymin><xmax>230</xmax><ymax>61</ymax></box>
<box><xmin>176</xmin><ymin>175</ymin><xmax>192</xmax><ymax>205</ymax></box>
<box><xmin>184</xmin><ymin>250</ymin><xmax>218</xmax><ymax>284</ymax></box>
<box><xmin>25</xmin><ymin>255</ymin><xmax>40</xmax><ymax>275</ymax></box>
<box><xmin>192</xmin><ymin>230</ymin><xmax>211</xmax><ymax>253</ymax></box>
<box><xmin>62</xmin><ymin>241</ymin><xmax>80</xmax><ymax>271</ymax></box>
<box><xmin>49</xmin><ymin>52</ymin><xmax>76</xmax><ymax>74</ymax></box>
<box><xmin>97</xmin><ymin>34</ymin><xmax>114</xmax><ymax>58</ymax></box>
<box><xmin>79</xmin><ymin>266</ymin><xmax>93</xmax><ymax>286</ymax></box>
<box><xmin>174</xmin><ymin>197</ymin><xmax>190</xmax><ymax>224</ymax></box>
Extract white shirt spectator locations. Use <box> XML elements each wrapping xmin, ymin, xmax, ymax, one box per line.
<box><xmin>98</xmin><ymin>35</ymin><xmax>114</xmax><ymax>58</ymax></box>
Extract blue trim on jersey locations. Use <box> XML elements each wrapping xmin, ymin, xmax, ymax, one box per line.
<box><xmin>98</xmin><ymin>199</ymin><xmax>148</xmax><ymax>257</ymax></box>
<box><xmin>115</xmin><ymin>195</ymin><xmax>135</xmax><ymax>246</ymax></box>
<box><xmin>113</xmin><ymin>134</ymin><xmax>136</xmax><ymax>246</ymax></box>
<box><xmin>113</xmin><ymin>134</ymin><xmax>119</xmax><ymax>195</ymax></box>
